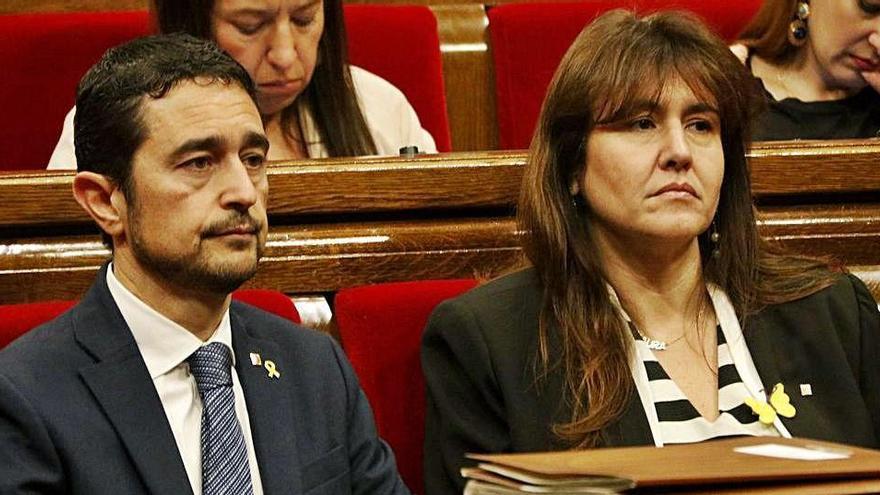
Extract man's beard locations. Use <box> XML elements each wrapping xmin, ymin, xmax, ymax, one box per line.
<box><xmin>128</xmin><ymin>209</ymin><xmax>264</xmax><ymax>296</ymax></box>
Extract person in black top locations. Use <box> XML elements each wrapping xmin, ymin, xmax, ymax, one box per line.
<box><xmin>422</xmin><ymin>9</ymin><xmax>880</xmax><ymax>495</ymax></box>
<box><xmin>734</xmin><ymin>0</ymin><xmax>880</xmax><ymax>140</ymax></box>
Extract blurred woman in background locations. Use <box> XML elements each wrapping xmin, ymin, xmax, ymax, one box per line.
<box><xmin>733</xmin><ymin>0</ymin><xmax>880</xmax><ymax>140</ymax></box>
<box><xmin>48</xmin><ymin>0</ymin><xmax>435</xmax><ymax>168</ymax></box>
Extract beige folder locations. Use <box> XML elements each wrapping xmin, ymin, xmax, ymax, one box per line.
<box><xmin>464</xmin><ymin>437</ymin><xmax>880</xmax><ymax>494</ymax></box>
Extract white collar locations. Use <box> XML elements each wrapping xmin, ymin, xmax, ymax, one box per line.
<box><xmin>608</xmin><ymin>282</ymin><xmax>792</xmax><ymax>446</ymax></box>
<box><xmin>105</xmin><ymin>262</ymin><xmax>235</xmax><ymax>379</ymax></box>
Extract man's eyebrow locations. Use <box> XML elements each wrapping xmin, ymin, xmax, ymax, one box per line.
<box><xmin>243</xmin><ymin>131</ymin><xmax>270</xmax><ymax>153</ymax></box>
<box><xmin>170</xmin><ymin>135</ymin><xmax>224</xmax><ymax>162</ymax></box>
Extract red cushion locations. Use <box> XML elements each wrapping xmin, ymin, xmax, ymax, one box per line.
<box><xmin>0</xmin><ymin>300</ymin><xmax>77</xmax><ymax>348</ymax></box>
<box><xmin>344</xmin><ymin>5</ymin><xmax>451</xmax><ymax>152</ymax></box>
<box><xmin>0</xmin><ymin>6</ymin><xmax>449</xmax><ymax>172</ymax></box>
<box><xmin>336</xmin><ymin>278</ymin><xmax>478</xmax><ymax>493</ymax></box>
<box><xmin>489</xmin><ymin>0</ymin><xmax>762</xmax><ymax>150</ymax></box>
<box><xmin>232</xmin><ymin>289</ymin><xmax>301</xmax><ymax>324</ymax></box>
<box><xmin>0</xmin><ymin>11</ymin><xmax>153</xmax><ymax>171</ymax></box>
<box><xmin>0</xmin><ymin>289</ymin><xmax>298</xmax><ymax>349</ymax></box>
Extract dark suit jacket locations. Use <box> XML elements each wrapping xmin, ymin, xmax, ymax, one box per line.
<box><xmin>0</xmin><ymin>266</ymin><xmax>409</xmax><ymax>495</ymax></box>
<box><xmin>421</xmin><ymin>268</ymin><xmax>880</xmax><ymax>495</ymax></box>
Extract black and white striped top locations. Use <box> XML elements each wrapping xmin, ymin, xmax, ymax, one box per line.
<box><xmin>632</xmin><ymin>325</ymin><xmax>779</xmax><ymax>444</ymax></box>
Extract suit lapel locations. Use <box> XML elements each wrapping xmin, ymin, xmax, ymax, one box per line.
<box><xmin>74</xmin><ymin>266</ymin><xmax>193</xmax><ymax>495</ymax></box>
<box><xmin>742</xmin><ymin>315</ymin><xmax>810</xmax><ymax>437</ymax></box>
<box><xmin>231</xmin><ymin>308</ymin><xmax>303</xmax><ymax>494</ymax></box>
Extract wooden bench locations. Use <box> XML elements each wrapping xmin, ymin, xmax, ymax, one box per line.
<box><xmin>1</xmin><ymin>139</ymin><xmax>878</xmax><ymax>303</ymax></box>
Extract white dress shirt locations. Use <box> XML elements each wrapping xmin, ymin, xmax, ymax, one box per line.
<box><xmin>106</xmin><ymin>264</ymin><xmax>265</xmax><ymax>494</ymax></box>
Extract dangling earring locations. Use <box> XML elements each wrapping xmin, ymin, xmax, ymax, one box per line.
<box><xmin>788</xmin><ymin>1</ymin><xmax>810</xmax><ymax>47</ymax></box>
<box><xmin>710</xmin><ymin>220</ymin><xmax>721</xmax><ymax>259</ymax></box>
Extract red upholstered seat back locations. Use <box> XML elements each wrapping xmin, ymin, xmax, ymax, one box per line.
<box><xmin>0</xmin><ymin>11</ymin><xmax>153</xmax><ymax>171</ymax></box>
<box><xmin>0</xmin><ymin>5</ymin><xmax>449</xmax><ymax>171</ymax></box>
<box><xmin>336</xmin><ymin>279</ymin><xmax>478</xmax><ymax>493</ymax></box>
<box><xmin>344</xmin><ymin>5</ymin><xmax>451</xmax><ymax>152</ymax></box>
<box><xmin>0</xmin><ymin>300</ymin><xmax>77</xmax><ymax>348</ymax></box>
<box><xmin>0</xmin><ymin>289</ymin><xmax>299</xmax><ymax>349</ymax></box>
<box><xmin>489</xmin><ymin>0</ymin><xmax>762</xmax><ymax>150</ymax></box>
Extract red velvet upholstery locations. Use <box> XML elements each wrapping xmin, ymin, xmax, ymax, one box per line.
<box><xmin>0</xmin><ymin>5</ymin><xmax>449</xmax><ymax>171</ymax></box>
<box><xmin>0</xmin><ymin>11</ymin><xmax>153</xmax><ymax>171</ymax></box>
<box><xmin>489</xmin><ymin>0</ymin><xmax>762</xmax><ymax>150</ymax></box>
<box><xmin>336</xmin><ymin>278</ymin><xmax>478</xmax><ymax>494</ymax></box>
<box><xmin>344</xmin><ymin>5</ymin><xmax>451</xmax><ymax>152</ymax></box>
<box><xmin>0</xmin><ymin>300</ymin><xmax>76</xmax><ymax>348</ymax></box>
<box><xmin>0</xmin><ymin>289</ymin><xmax>299</xmax><ymax>349</ymax></box>
<box><xmin>232</xmin><ymin>288</ymin><xmax>301</xmax><ymax>324</ymax></box>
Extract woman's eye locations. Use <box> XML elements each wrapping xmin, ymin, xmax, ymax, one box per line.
<box><xmin>859</xmin><ymin>0</ymin><xmax>880</xmax><ymax>14</ymax></box>
<box><xmin>630</xmin><ymin>117</ymin><xmax>655</xmax><ymax>130</ymax></box>
<box><xmin>234</xmin><ymin>22</ymin><xmax>264</xmax><ymax>35</ymax></box>
<box><xmin>292</xmin><ymin>15</ymin><xmax>315</xmax><ymax>27</ymax></box>
<box><xmin>689</xmin><ymin>120</ymin><xmax>715</xmax><ymax>133</ymax></box>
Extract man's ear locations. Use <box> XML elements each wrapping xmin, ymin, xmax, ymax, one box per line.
<box><xmin>72</xmin><ymin>172</ymin><xmax>127</xmax><ymax>239</ymax></box>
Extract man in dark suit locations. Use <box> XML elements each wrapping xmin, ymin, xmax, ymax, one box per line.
<box><xmin>0</xmin><ymin>34</ymin><xmax>408</xmax><ymax>495</ymax></box>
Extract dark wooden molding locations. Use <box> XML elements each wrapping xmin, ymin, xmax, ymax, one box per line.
<box><xmin>1</xmin><ymin>141</ymin><xmax>878</xmax><ymax>303</ymax></box>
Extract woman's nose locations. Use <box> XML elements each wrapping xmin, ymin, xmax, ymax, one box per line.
<box><xmin>266</xmin><ymin>23</ymin><xmax>297</xmax><ymax>71</ymax></box>
<box><xmin>659</xmin><ymin>127</ymin><xmax>693</xmax><ymax>172</ymax></box>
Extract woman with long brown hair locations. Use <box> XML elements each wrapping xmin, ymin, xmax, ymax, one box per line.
<box><xmin>48</xmin><ymin>0</ymin><xmax>436</xmax><ymax>168</ymax></box>
<box><xmin>733</xmin><ymin>0</ymin><xmax>880</xmax><ymax>140</ymax></box>
<box><xmin>422</xmin><ymin>9</ymin><xmax>880</xmax><ymax>495</ymax></box>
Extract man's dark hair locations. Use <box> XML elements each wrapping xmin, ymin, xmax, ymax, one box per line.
<box><xmin>74</xmin><ymin>33</ymin><xmax>256</xmax><ymax>192</ymax></box>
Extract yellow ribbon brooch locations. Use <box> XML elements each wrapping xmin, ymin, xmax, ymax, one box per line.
<box><xmin>744</xmin><ymin>383</ymin><xmax>796</xmax><ymax>425</ymax></box>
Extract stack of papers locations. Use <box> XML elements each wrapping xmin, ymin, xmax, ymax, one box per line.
<box><xmin>462</xmin><ymin>437</ymin><xmax>880</xmax><ymax>494</ymax></box>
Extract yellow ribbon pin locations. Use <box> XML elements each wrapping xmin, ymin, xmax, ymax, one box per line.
<box><xmin>264</xmin><ymin>360</ymin><xmax>281</xmax><ymax>379</ymax></box>
<box><xmin>745</xmin><ymin>382</ymin><xmax>797</xmax><ymax>425</ymax></box>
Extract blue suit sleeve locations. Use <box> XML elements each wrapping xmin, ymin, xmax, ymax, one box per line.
<box><xmin>328</xmin><ymin>339</ymin><xmax>410</xmax><ymax>495</ymax></box>
<box><xmin>0</xmin><ymin>372</ymin><xmax>65</xmax><ymax>494</ymax></box>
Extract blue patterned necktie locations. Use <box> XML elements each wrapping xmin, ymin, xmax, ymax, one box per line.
<box><xmin>188</xmin><ymin>342</ymin><xmax>254</xmax><ymax>495</ymax></box>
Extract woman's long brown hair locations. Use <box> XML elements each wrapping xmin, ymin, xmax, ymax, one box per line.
<box><xmin>518</xmin><ymin>9</ymin><xmax>838</xmax><ymax>448</ymax></box>
<box><xmin>153</xmin><ymin>0</ymin><xmax>377</xmax><ymax>157</ymax></box>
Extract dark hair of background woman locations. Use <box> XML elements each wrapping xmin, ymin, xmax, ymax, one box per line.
<box><xmin>152</xmin><ymin>0</ymin><xmax>378</xmax><ymax>157</ymax></box>
<box><xmin>518</xmin><ymin>9</ymin><xmax>838</xmax><ymax>449</ymax></box>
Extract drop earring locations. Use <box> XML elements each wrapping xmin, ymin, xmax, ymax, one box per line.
<box><xmin>788</xmin><ymin>1</ymin><xmax>810</xmax><ymax>47</ymax></box>
<box><xmin>710</xmin><ymin>220</ymin><xmax>720</xmax><ymax>259</ymax></box>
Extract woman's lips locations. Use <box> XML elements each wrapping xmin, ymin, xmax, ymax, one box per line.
<box><xmin>852</xmin><ymin>55</ymin><xmax>879</xmax><ymax>72</ymax></box>
<box><xmin>258</xmin><ymin>80</ymin><xmax>303</xmax><ymax>95</ymax></box>
<box><xmin>653</xmin><ymin>182</ymin><xmax>699</xmax><ymax>198</ymax></box>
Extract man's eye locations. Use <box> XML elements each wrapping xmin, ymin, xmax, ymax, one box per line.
<box><xmin>243</xmin><ymin>154</ymin><xmax>267</xmax><ymax>169</ymax></box>
<box><xmin>184</xmin><ymin>157</ymin><xmax>213</xmax><ymax>170</ymax></box>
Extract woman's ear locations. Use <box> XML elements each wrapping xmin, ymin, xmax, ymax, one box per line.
<box><xmin>569</xmin><ymin>180</ymin><xmax>580</xmax><ymax>196</ymax></box>
<box><xmin>72</xmin><ymin>172</ymin><xmax>127</xmax><ymax>240</ymax></box>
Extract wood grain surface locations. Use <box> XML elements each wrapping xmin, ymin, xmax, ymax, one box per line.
<box><xmin>0</xmin><ymin>141</ymin><xmax>878</xmax><ymax>303</ymax></box>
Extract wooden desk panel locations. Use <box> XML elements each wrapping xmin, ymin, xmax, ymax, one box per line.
<box><xmin>0</xmin><ymin>142</ymin><xmax>878</xmax><ymax>303</ymax></box>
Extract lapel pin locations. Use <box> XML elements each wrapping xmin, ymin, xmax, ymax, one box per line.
<box><xmin>264</xmin><ymin>360</ymin><xmax>281</xmax><ymax>379</ymax></box>
<box><xmin>745</xmin><ymin>383</ymin><xmax>797</xmax><ymax>425</ymax></box>
<box><xmin>769</xmin><ymin>383</ymin><xmax>796</xmax><ymax>418</ymax></box>
<box><xmin>800</xmin><ymin>383</ymin><xmax>813</xmax><ymax>396</ymax></box>
<box><xmin>249</xmin><ymin>352</ymin><xmax>262</xmax><ymax>366</ymax></box>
